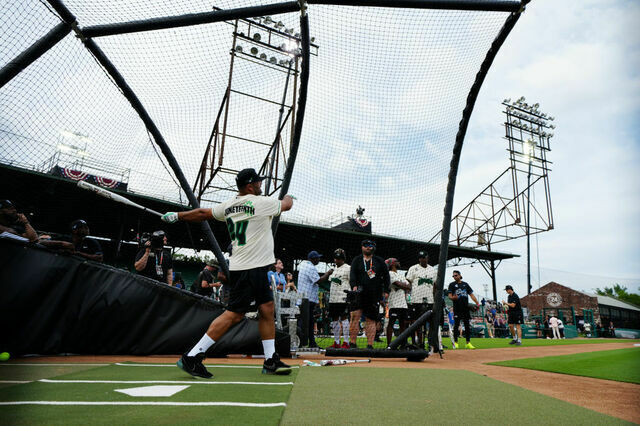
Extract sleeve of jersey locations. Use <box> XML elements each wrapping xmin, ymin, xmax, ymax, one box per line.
<box><xmin>212</xmin><ymin>205</ymin><xmax>225</xmax><ymax>221</ymax></box>
<box><xmin>258</xmin><ymin>197</ymin><xmax>281</xmax><ymax>217</ymax></box>
<box><xmin>405</xmin><ymin>266</ymin><xmax>415</xmax><ymax>282</ymax></box>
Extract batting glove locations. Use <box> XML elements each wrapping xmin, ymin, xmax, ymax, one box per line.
<box><xmin>161</xmin><ymin>212</ymin><xmax>179</xmax><ymax>223</ymax></box>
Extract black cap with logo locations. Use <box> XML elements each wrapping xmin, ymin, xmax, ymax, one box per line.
<box><xmin>236</xmin><ymin>168</ymin><xmax>266</xmax><ymax>188</ymax></box>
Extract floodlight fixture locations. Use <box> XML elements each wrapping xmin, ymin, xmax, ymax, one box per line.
<box><xmin>549</xmin><ymin>116</ymin><xmax>555</xmax><ymax>121</ymax></box>
<box><xmin>549</xmin><ymin>124</ymin><xmax>556</xmax><ymax>129</ymax></box>
<box><xmin>253</xmin><ymin>33</ymin><xmax>261</xmax><ymax>42</ymax></box>
<box><xmin>235</xmin><ymin>45</ymin><xmax>243</xmax><ymax>53</ymax></box>
<box><xmin>264</xmin><ymin>16</ymin><xmax>274</xmax><ymax>24</ymax></box>
<box><xmin>275</xmin><ymin>21</ymin><xmax>284</xmax><ymax>29</ymax></box>
<box><xmin>270</xmin><ymin>56</ymin><xmax>277</xmax><ymax>64</ymax></box>
<box><xmin>259</xmin><ymin>53</ymin><xmax>267</xmax><ymax>60</ymax></box>
<box><xmin>310</xmin><ymin>37</ymin><xmax>316</xmax><ymax>43</ymax></box>
<box><xmin>250</xmin><ymin>47</ymin><xmax>259</xmax><ymax>55</ymax></box>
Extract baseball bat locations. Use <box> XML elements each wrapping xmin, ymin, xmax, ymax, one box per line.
<box><xmin>77</xmin><ymin>180</ymin><xmax>162</xmax><ymax>217</ymax></box>
<box><xmin>321</xmin><ymin>359</ymin><xmax>371</xmax><ymax>366</ymax></box>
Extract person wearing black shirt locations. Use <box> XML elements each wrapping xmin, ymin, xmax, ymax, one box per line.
<box><xmin>192</xmin><ymin>259</ymin><xmax>223</xmax><ymax>299</ymax></box>
<box><xmin>66</xmin><ymin>219</ymin><xmax>103</xmax><ymax>262</ymax></box>
<box><xmin>134</xmin><ymin>230</ymin><xmax>174</xmax><ymax>285</ymax></box>
<box><xmin>502</xmin><ymin>285</ymin><xmax>523</xmax><ymax>346</ymax></box>
<box><xmin>0</xmin><ymin>199</ymin><xmax>38</xmax><ymax>242</ymax></box>
<box><xmin>348</xmin><ymin>239</ymin><xmax>390</xmax><ymax>349</ymax></box>
<box><xmin>447</xmin><ymin>270</ymin><xmax>480</xmax><ymax>349</ymax></box>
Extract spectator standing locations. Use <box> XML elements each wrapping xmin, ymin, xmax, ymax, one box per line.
<box><xmin>405</xmin><ymin>251</ymin><xmax>437</xmax><ymax>348</ymax></box>
<box><xmin>549</xmin><ymin>315</ymin><xmax>560</xmax><ymax>339</ymax></box>
<box><xmin>285</xmin><ymin>272</ymin><xmax>297</xmax><ymax>292</ymax></box>
<box><xmin>485</xmin><ymin>308</ymin><xmax>495</xmax><ymax>338</ymax></box>
<box><xmin>192</xmin><ymin>259</ymin><xmax>222</xmax><ymax>299</ymax></box>
<box><xmin>267</xmin><ymin>259</ymin><xmax>286</xmax><ymax>292</ymax></box>
<box><xmin>66</xmin><ymin>219</ymin><xmax>103</xmax><ymax>262</ymax></box>
<box><xmin>161</xmin><ymin>167</ymin><xmax>294</xmax><ymax>378</ymax></box>
<box><xmin>447</xmin><ymin>270</ymin><xmax>480</xmax><ymax>349</ymax></box>
<box><xmin>328</xmin><ymin>249</ymin><xmax>351</xmax><ymax>349</ymax></box>
<box><xmin>349</xmin><ymin>239</ymin><xmax>390</xmax><ymax>349</ymax></box>
<box><xmin>134</xmin><ymin>230</ymin><xmax>174</xmax><ymax>285</ymax></box>
<box><xmin>386</xmin><ymin>258</ymin><xmax>410</xmax><ymax>348</ymax></box>
<box><xmin>297</xmin><ymin>250</ymin><xmax>333</xmax><ymax>348</ymax></box>
<box><xmin>557</xmin><ymin>318</ymin><xmax>565</xmax><ymax>339</ymax></box>
<box><xmin>502</xmin><ymin>285</ymin><xmax>523</xmax><ymax>346</ymax></box>
<box><xmin>0</xmin><ymin>199</ymin><xmax>38</xmax><ymax>242</ymax></box>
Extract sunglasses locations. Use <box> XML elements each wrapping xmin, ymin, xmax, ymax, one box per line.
<box><xmin>362</xmin><ymin>243</ymin><xmax>375</xmax><ymax>248</ymax></box>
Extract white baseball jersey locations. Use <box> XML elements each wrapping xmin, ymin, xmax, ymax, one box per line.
<box><xmin>212</xmin><ymin>194</ymin><xmax>281</xmax><ymax>271</ymax></box>
<box><xmin>406</xmin><ymin>263</ymin><xmax>437</xmax><ymax>304</ymax></box>
<box><xmin>329</xmin><ymin>263</ymin><xmax>351</xmax><ymax>303</ymax></box>
<box><xmin>388</xmin><ymin>270</ymin><xmax>408</xmax><ymax>309</ymax></box>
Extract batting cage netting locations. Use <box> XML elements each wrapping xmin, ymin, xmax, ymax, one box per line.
<box><xmin>1</xmin><ymin>0</ymin><xmax>527</xmax><ymax>354</ymax></box>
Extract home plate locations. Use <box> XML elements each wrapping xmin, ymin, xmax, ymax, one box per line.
<box><xmin>115</xmin><ymin>385</ymin><xmax>190</xmax><ymax>397</ymax></box>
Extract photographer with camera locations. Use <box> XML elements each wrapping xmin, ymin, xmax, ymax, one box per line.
<box><xmin>348</xmin><ymin>239</ymin><xmax>390</xmax><ymax>349</ymax></box>
<box><xmin>134</xmin><ymin>230</ymin><xmax>173</xmax><ymax>285</ymax></box>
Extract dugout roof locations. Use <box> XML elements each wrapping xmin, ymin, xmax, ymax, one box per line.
<box><xmin>2</xmin><ymin>164</ymin><xmax>517</xmax><ymax>266</ymax></box>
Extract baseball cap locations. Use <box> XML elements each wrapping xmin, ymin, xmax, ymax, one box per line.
<box><xmin>333</xmin><ymin>248</ymin><xmax>346</xmax><ymax>260</ymax></box>
<box><xmin>71</xmin><ymin>219</ymin><xmax>88</xmax><ymax>230</ymax></box>
<box><xmin>385</xmin><ymin>257</ymin><xmax>399</xmax><ymax>267</ymax></box>
<box><xmin>206</xmin><ymin>258</ymin><xmax>219</xmax><ymax>267</ymax></box>
<box><xmin>361</xmin><ymin>239</ymin><xmax>376</xmax><ymax>247</ymax></box>
<box><xmin>504</xmin><ymin>285</ymin><xmax>513</xmax><ymax>291</ymax></box>
<box><xmin>418</xmin><ymin>250</ymin><xmax>427</xmax><ymax>258</ymax></box>
<box><xmin>308</xmin><ymin>250</ymin><xmax>322</xmax><ymax>259</ymax></box>
<box><xmin>236</xmin><ymin>168</ymin><xmax>266</xmax><ymax>188</ymax></box>
<box><xmin>0</xmin><ymin>199</ymin><xmax>14</xmax><ymax>209</ymax></box>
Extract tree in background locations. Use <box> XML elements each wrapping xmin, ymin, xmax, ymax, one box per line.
<box><xmin>595</xmin><ymin>284</ymin><xmax>640</xmax><ymax>307</ymax></box>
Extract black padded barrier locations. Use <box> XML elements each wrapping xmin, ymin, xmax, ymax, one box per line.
<box><xmin>0</xmin><ymin>239</ymin><xmax>289</xmax><ymax>357</ymax></box>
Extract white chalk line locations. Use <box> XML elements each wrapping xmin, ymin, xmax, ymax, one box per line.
<box><xmin>39</xmin><ymin>379</ymin><xmax>292</xmax><ymax>386</ymax></box>
<box><xmin>0</xmin><ymin>401</ymin><xmax>286</xmax><ymax>407</ymax></box>
<box><xmin>114</xmin><ymin>362</ymin><xmax>299</xmax><ymax>369</ymax></box>
<box><xmin>0</xmin><ymin>380</ymin><xmax>31</xmax><ymax>384</ymax></box>
<box><xmin>0</xmin><ymin>363</ymin><xmax>109</xmax><ymax>367</ymax></box>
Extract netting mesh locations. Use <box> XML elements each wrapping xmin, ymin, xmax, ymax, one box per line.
<box><xmin>1</xmin><ymin>1</ymin><xmax>515</xmax><ymax>347</ymax></box>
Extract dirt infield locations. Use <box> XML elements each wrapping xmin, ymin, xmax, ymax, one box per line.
<box><xmin>11</xmin><ymin>342</ymin><xmax>640</xmax><ymax>424</ymax></box>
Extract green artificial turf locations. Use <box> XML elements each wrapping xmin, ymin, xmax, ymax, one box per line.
<box><xmin>488</xmin><ymin>348</ymin><xmax>640</xmax><ymax>384</ymax></box>
<box><xmin>0</xmin><ymin>363</ymin><xmax>297</xmax><ymax>425</ymax></box>
<box><xmin>282</xmin><ymin>367</ymin><xmax>629</xmax><ymax>425</ymax></box>
<box><xmin>0</xmin><ymin>364</ymin><xmax>100</xmax><ymax>389</ymax></box>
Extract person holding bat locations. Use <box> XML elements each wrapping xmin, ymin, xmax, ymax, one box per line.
<box><xmin>161</xmin><ymin>168</ymin><xmax>294</xmax><ymax>378</ymax></box>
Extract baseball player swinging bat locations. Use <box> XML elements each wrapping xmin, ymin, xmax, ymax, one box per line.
<box><xmin>321</xmin><ymin>359</ymin><xmax>371</xmax><ymax>366</ymax></box>
<box><xmin>77</xmin><ymin>180</ymin><xmax>162</xmax><ymax>217</ymax></box>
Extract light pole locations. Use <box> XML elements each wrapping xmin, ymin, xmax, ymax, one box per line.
<box><xmin>525</xmin><ymin>139</ymin><xmax>535</xmax><ymax>295</ymax></box>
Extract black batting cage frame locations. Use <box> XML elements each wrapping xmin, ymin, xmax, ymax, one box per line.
<box><xmin>1</xmin><ymin>0</ymin><xmax>529</xmax><ymax>359</ymax></box>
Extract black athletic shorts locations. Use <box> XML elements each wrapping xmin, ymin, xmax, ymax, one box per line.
<box><xmin>389</xmin><ymin>308</ymin><xmax>408</xmax><ymax>322</ymax></box>
<box><xmin>226</xmin><ymin>265</ymin><xmax>274</xmax><ymax>313</ymax></box>
<box><xmin>357</xmin><ymin>298</ymin><xmax>380</xmax><ymax>321</ymax></box>
<box><xmin>508</xmin><ymin>311</ymin><xmax>523</xmax><ymax>325</ymax></box>
<box><xmin>329</xmin><ymin>302</ymin><xmax>349</xmax><ymax>319</ymax></box>
<box><xmin>409</xmin><ymin>303</ymin><xmax>432</xmax><ymax>321</ymax></box>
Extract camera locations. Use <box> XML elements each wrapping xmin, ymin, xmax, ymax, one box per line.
<box><xmin>150</xmin><ymin>230</ymin><xmax>165</xmax><ymax>249</ymax></box>
<box><xmin>344</xmin><ymin>289</ymin><xmax>362</xmax><ymax>307</ymax></box>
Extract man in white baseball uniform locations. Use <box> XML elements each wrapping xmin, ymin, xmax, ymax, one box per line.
<box><xmin>161</xmin><ymin>168</ymin><xmax>294</xmax><ymax>378</ymax></box>
<box><xmin>385</xmin><ymin>258</ymin><xmax>410</xmax><ymax>347</ymax></box>
<box><xmin>328</xmin><ymin>248</ymin><xmax>351</xmax><ymax>348</ymax></box>
<box><xmin>405</xmin><ymin>251</ymin><xmax>437</xmax><ymax>348</ymax></box>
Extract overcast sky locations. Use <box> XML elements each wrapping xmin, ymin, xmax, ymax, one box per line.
<box><xmin>452</xmin><ymin>0</ymin><xmax>640</xmax><ymax>299</ymax></box>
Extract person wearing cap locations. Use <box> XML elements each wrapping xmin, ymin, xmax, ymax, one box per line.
<box><xmin>502</xmin><ymin>285</ymin><xmax>523</xmax><ymax>345</ymax></box>
<box><xmin>160</xmin><ymin>168</ymin><xmax>295</xmax><ymax>378</ymax></box>
<box><xmin>349</xmin><ymin>239</ymin><xmax>390</xmax><ymax>349</ymax></box>
<box><xmin>405</xmin><ymin>251</ymin><xmax>437</xmax><ymax>348</ymax></box>
<box><xmin>0</xmin><ymin>199</ymin><xmax>38</xmax><ymax>242</ymax></box>
<box><xmin>297</xmin><ymin>250</ymin><xmax>334</xmax><ymax>348</ymax></box>
<box><xmin>192</xmin><ymin>258</ymin><xmax>223</xmax><ymax>299</ymax></box>
<box><xmin>447</xmin><ymin>270</ymin><xmax>481</xmax><ymax>349</ymax></box>
<box><xmin>134</xmin><ymin>230</ymin><xmax>174</xmax><ymax>285</ymax></box>
<box><xmin>327</xmin><ymin>248</ymin><xmax>351</xmax><ymax>348</ymax></box>
<box><xmin>385</xmin><ymin>258</ymin><xmax>410</xmax><ymax>348</ymax></box>
<box><xmin>66</xmin><ymin>219</ymin><xmax>103</xmax><ymax>262</ymax></box>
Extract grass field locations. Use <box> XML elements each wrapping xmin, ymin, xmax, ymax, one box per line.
<box><xmin>0</xmin><ymin>361</ymin><xmax>630</xmax><ymax>425</ymax></box>
<box><xmin>488</xmin><ymin>348</ymin><xmax>640</xmax><ymax>384</ymax></box>
<box><xmin>313</xmin><ymin>336</ymin><xmax>640</xmax><ymax>350</ymax></box>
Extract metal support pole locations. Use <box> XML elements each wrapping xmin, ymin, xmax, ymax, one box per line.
<box><xmin>0</xmin><ymin>22</ymin><xmax>71</xmax><ymax>89</ymax></box>
<box><xmin>307</xmin><ymin>0</ymin><xmax>522</xmax><ymax>12</ymax></box>
<box><xmin>273</xmin><ymin>3</ymin><xmax>311</xmax><ymax>235</ymax></box>
<box><xmin>427</xmin><ymin>6</ymin><xmax>527</xmax><ymax>353</ymax></box>
<box><xmin>45</xmin><ymin>0</ymin><xmax>230</xmax><ymax>277</ymax></box>
<box><xmin>526</xmin><ymin>161</ymin><xmax>532</xmax><ymax>294</ymax></box>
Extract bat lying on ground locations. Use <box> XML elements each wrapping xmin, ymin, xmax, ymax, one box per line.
<box><xmin>321</xmin><ymin>359</ymin><xmax>371</xmax><ymax>366</ymax></box>
<box><xmin>77</xmin><ymin>180</ymin><xmax>162</xmax><ymax>217</ymax></box>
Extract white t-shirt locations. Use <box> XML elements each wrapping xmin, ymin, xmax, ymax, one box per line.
<box><xmin>329</xmin><ymin>263</ymin><xmax>351</xmax><ymax>303</ymax></box>
<box><xmin>388</xmin><ymin>270</ymin><xmax>408</xmax><ymax>310</ymax></box>
<box><xmin>549</xmin><ymin>317</ymin><xmax>558</xmax><ymax>327</ymax></box>
<box><xmin>405</xmin><ymin>263</ymin><xmax>437</xmax><ymax>304</ymax></box>
<box><xmin>212</xmin><ymin>194</ymin><xmax>281</xmax><ymax>271</ymax></box>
